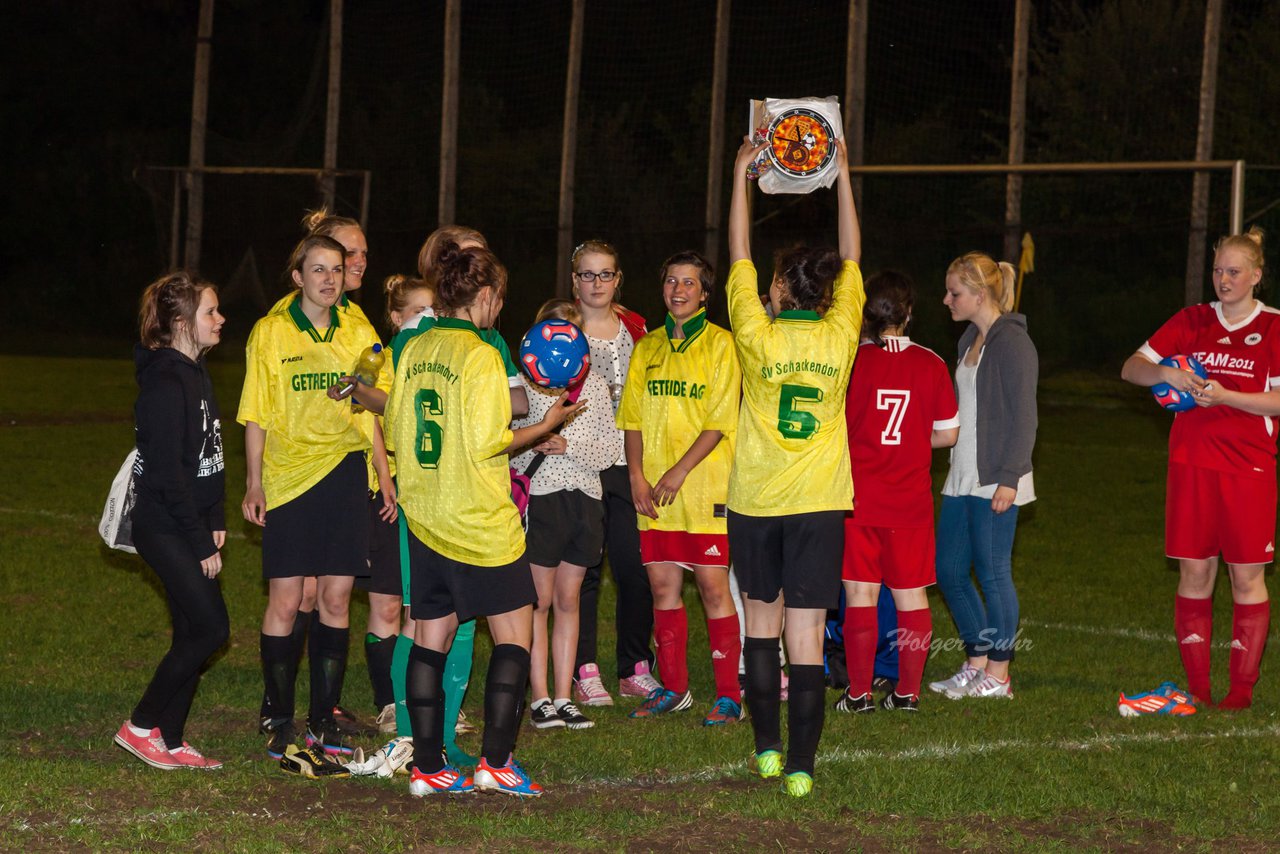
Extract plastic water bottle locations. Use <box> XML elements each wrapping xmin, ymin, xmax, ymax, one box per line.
<box><xmin>342</xmin><ymin>343</ymin><xmax>384</xmax><ymax>411</ymax></box>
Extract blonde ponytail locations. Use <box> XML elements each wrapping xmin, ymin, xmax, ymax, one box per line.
<box><xmin>946</xmin><ymin>251</ymin><xmax>1015</xmax><ymax>315</ymax></box>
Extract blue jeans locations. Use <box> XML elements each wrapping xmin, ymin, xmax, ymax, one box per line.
<box><xmin>935</xmin><ymin>496</ymin><xmax>1020</xmax><ymax>662</ymax></box>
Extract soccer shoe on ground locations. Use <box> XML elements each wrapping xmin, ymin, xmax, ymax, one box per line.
<box><xmin>1117</xmin><ymin>691</ymin><xmax>1197</xmax><ymax>717</ymax></box>
<box><xmin>347</xmin><ymin>736</ymin><xmax>414</xmax><ymax>777</ymax></box>
<box><xmin>168</xmin><ymin>741</ymin><xmax>223</xmax><ymax>770</ymax></box>
<box><xmin>629</xmin><ymin>687</ymin><xmax>693</xmax><ymax>718</ymax></box>
<box><xmin>1154</xmin><ymin>681</ymin><xmax>1194</xmax><ymax>705</ymax></box>
<box><xmin>929</xmin><ymin>663</ymin><xmax>984</xmax><ymax>699</ymax></box>
<box><xmin>374</xmin><ymin>703</ymin><xmax>397</xmax><ymax>734</ymax></box>
<box><xmin>530</xmin><ymin>699</ymin><xmax>566</xmax><ymax>729</ymax></box>
<box><xmin>556</xmin><ymin>701</ymin><xmax>595</xmax><ymax>730</ymax></box>
<box><xmin>409</xmin><ymin>763</ymin><xmax>474</xmax><ymax>795</ymax></box>
<box><xmin>754</xmin><ymin>749</ymin><xmax>783</xmax><ymax>779</ymax></box>
<box><xmin>474</xmin><ymin>755</ymin><xmax>544</xmax><ymax>798</ymax></box>
<box><xmin>618</xmin><ymin>661</ymin><xmax>663</xmax><ymax>698</ymax></box>
<box><xmin>880</xmin><ymin>691</ymin><xmax>919</xmax><ymax>712</ymax></box>
<box><xmin>455</xmin><ymin>709</ymin><xmax>477</xmax><ymax>735</ymax></box>
<box><xmin>306</xmin><ymin>719</ymin><xmax>356</xmax><ymax>755</ymax></box>
<box><xmin>782</xmin><ymin>771</ymin><xmax>814</xmax><ymax>798</ymax></box>
<box><xmin>279</xmin><ymin>744</ymin><xmax>351</xmax><ymax>778</ymax></box>
<box><xmin>573</xmin><ymin>663</ymin><xmax>614</xmax><ymax>707</ymax></box>
<box><xmin>332</xmin><ymin>704</ymin><xmax>373</xmax><ymax>736</ymax></box>
<box><xmin>702</xmin><ymin>696</ymin><xmax>743</xmax><ymax>726</ymax></box>
<box><xmin>833</xmin><ymin>690</ymin><xmax>876</xmax><ymax>714</ymax></box>
<box><xmin>113</xmin><ymin>722</ymin><xmax>181</xmax><ymax>770</ymax></box>
<box><xmin>964</xmin><ymin>673</ymin><xmax>1014</xmax><ymax>699</ymax></box>
<box><xmin>261</xmin><ymin>718</ymin><xmax>298</xmax><ymax>760</ymax></box>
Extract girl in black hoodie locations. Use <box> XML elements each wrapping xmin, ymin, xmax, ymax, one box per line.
<box><xmin>113</xmin><ymin>272</ymin><xmax>229</xmax><ymax>770</ymax></box>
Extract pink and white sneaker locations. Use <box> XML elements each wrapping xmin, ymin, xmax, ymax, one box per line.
<box><xmin>113</xmin><ymin>722</ymin><xmax>182</xmax><ymax>770</ymax></box>
<box><xmin>573</xmin><ymin>663</ymin><xmax>614</xmax><ymax>707</ymax></box>
<box><xmin>618</xmin><ymin>661</ymin><xmax>663</xmax><ymax>698</ymax></box>
<box><xmin>168</xmin><ymin>741</ymin><xmax>224</xmax><ymax>770</ymax></box>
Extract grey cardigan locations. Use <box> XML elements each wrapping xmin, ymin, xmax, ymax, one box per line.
<box><xmin>956</xmin><ymin>313</ymin><xmax>1038</xmax><ymax>490</ymax></box>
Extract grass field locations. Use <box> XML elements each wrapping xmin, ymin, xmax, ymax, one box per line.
<box><xmin>2</xmin><ymin>354</ymin><xmax>1279</xmax><ymax>852</ymax></box>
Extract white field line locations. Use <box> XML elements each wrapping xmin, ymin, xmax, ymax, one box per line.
<box><xmin>576</xmin><ymin>724</ymin><xmax>1280</xmax><ymax>788</ymax></box>
<box><xmin>0</xmin><ymin>505</ymin><xmax>247</xmax><ymax>540</ymax></box>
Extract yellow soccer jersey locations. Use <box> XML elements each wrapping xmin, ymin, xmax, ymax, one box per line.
<box><xmin>726</xmin><ymin>259</ymin><xmax>864</xmax><ymax>516</ymax></box>
<box><xmin>237</xmin><ymin>297</ymin><xmax>391</xmax><ymax>510</ymax></box>
<box><xmin>617</xmin><ymin>309</ymin><xmax>741</xmax><ymax>535</ymax></box>
<box><xmin>384</xmin><ymin>318</ymin><xmax>524</xmax><ymax>567</ymax></box>
<box><xmin>269</xmin><ymin>290</ymin><xmax>371</xmax><ymax>325</ymax></box>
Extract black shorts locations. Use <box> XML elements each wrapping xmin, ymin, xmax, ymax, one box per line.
<box><xmin>525</xmin><ymin>490</ymin><xmax>605</xmax><ymax>568</ymax></box>
<box><xmin>356</xmin><ymin>494</ymin><xmax>402</xmax><ymax>596</ymax></box>
<box><xmin>406</xmin><ymin>529</ymin><xmax>537</xmax><ymax>623</ymax></box>
<box><xmin>262</xmin><ymin>452</ymin><xmax>370</xmax><ymax>580</ymax></box>
<box><xmin>727</xmin><ymin>509</ymin><xmax>844</xmax><ymax>610</ymax></box>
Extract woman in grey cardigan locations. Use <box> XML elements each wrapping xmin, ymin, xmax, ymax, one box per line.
<box><xmin>927</xmin><ymin>252</ymin><xmax>1038</xmax><ymax>699</ymax></box>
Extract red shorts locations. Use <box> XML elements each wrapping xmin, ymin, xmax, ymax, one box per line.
<box><xmin>639</xmin><ymin>529</ymin><xmax>729</xmax><ymax>568</ymax></box>
<box><xmin>1166</xmin><ymin>462</ymin><xmax>1277</xmax><ymax>564</ymax></box>
<box><xmin>841</xmin><ymin>520</ymin><xmax>936</xmax><ymax>589</ymax></box>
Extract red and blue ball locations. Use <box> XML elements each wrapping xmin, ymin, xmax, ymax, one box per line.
<box><xmin>1152</xmin><ymin>354</ymin><xmax>1208</xmax><ymax>412</ymax></box>
<box><xmin>520</xmin><ymin>320</ymin><xmax>591</xmax><ymax>388</ymax></box>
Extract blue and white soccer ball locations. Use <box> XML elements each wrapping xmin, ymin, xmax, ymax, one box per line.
<box><xmin>519</xmin><ymin>319</ymin><xmax>590</xmax><ymax>388</ymax></box>
<box><xmin>1151</xmin><ymin>354</ymin><xmax>1208</xmax><ymax>412</ymax></box>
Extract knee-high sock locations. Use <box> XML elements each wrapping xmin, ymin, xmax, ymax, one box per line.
<box><xmin>1220</xmin><ymin>601</ymin><xmax>1270</xmax><ymax>709</ymax></box>
<box><xmin>391</xmin><ymin>632</ymin><xmax>414</xmax><ymax>736</ymax></box>
<box><xmin>308</xmin><ymin>622</ymin><xmax>349</xmax><ymax>725</ymax></box>
<box><xmin>744</xmin><ymin>636</ymin><xmax>782</xmax><ymax>754</ymax></box>
<box><xmin>481</xmin><ymin>644</ymin><xmax>531</xmax><ymax>764</ymax></box>
<box><xmin>843</xmin><ymin>606</ymin><xmax>877</xmax><ymax>697</ymax></box>
<box><xmin>707</xmin><ymin>614</ymin><xmax>742</xmax><ymax>702</ymax></box>
<box><xmin>1175</xmin><ymin>595</ymin><xmax>1214</xmax><ymax>704</ymax></box>
<box><xmin>261</xmin><ymin>610</ymin><xmax>311</xmax><ymax>718</ymax></box>
<box><xmin>260</xmin><ymin>632</ymin><xmax>297</xmax><ymax>722</ymax></box>
<box><xmin>443</xmin><ymin>620</ymin><xmax>477</xmax><ymax>764</ymax></box>
<box><xmin>894</xmin><ymin>607</ymin><xmax>932</xmax><ymax>699</ymax></box>
<box><xmin>785</xmin><ymin>664</ymin><xmax>826</xmax><ymax>777</ymax></box>
<box><xmin>406</xmin><ymin>644</ymin><xmax>447</xmax><ymax>774</ymax></box>
<box><xmin>653</xmin><ymin>607</ymin><xmax>689</xmax><ymax>694</ymax></box>
<box><xmin>364</xmin><ymin>633</ymin><xmax>397</xmax><ymax>710</ymax></box>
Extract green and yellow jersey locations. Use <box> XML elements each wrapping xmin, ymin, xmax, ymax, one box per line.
<box><xmin>617</xmin><ymin>309</ymin><xmax>741</xmax><ymax>535</ymax></box>
<box><xmin>726</xmin><ymin>259</ymin><xmax>864</xmax><ymax>516</ymax></box>
<box><xmin>384</xmin><ymin>318</ymin><xmax>524</xmax><ymax>567</ymax></box>
<box><xmin>269</xmin><ymin>290</ymin><xmax>370</xmax><ymax>325</ymax></box>
<box><xmin>237</xmin><ymin>296</ymin><xmax>391</xmax><ymax>509</ymax></box>
<box><xmin>391</xmin><ymin>313</ymin><xmax>520</xmax><ymax>385</ymax></box>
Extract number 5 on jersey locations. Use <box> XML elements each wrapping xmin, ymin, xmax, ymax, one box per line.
<box><xmin>778</xmin><ymin>383</ymin><xmax>822</xmax><ymax>439</ymax></box>
<box><xmin>415</xmin><ymin>389</ymin><xmax>443</xmax><ymax>468</ymax></box>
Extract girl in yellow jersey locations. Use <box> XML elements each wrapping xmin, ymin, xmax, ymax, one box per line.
<box><xmin>238</xmin><ymin>234</ymin><xmax>393</xmax><ymax>760</ymax></box>
<box><xmin>617</xmin><ymin>251</ymin><xmax>743</xmax><ymax>725</ymax></box>
<box><xmin>726</xmin><ymin>137</ymin><xmax>863</xmax><ymax>797</ymax></box>
<box><xmin>384</xmin><ymin>243</ymin><xmax>579</xmax><ymax>798</ymax></box>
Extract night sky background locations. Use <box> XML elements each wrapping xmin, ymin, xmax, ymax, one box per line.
<box><xmin>4</xmin><ymin>0</ymin><xmax>1278</xmax><ymax>368</ymax></box>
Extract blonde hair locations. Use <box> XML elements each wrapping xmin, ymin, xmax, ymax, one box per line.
<box><xmin>947</xmin><ymin>251</ymin><xmax>1016</xmax><ymax>313</ymax></box>
<box><xmin>302</xmin><ymin>207</ymin><xmax>361</xmax><ymax>238</ymax></box>
<box><xmin>384</xmin><ymin>273</ymin><xmax>432</xmax><ymax>329</ymax></box>
<box><xmin>535</xmin><ymin>297</ymin><xmax>582</xmax><ymax>326</ymax></box>
<box><xmin>418</xmin><ymin>226</ymin><xmax>488</xmax><ymax>286</ymax></box>
<box><xmin>1214</xmin><ymin>226</ymin><xmax>1266</xmax><ymax>272</ymax></box>
<box><xmin>571</xmin><ymin>239</ymin><xmax>625</xmax><ymax>295</ymax></box>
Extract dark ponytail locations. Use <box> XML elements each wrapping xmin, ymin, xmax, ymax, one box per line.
<box><xmin>434</xmin><ymin>242</ymin><xmax>508</xmax><ymax>313</ymax></box>
<box><xmin>774</xmin><ymin>245</ymin><xmax>841</xmax><ymax>313</ymax></box>
<box><xmin>862</xmin><ymin>270</ymin><xmax>914</xmax><ymax>346</ymax></box>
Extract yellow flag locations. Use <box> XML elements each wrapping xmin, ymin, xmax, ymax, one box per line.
<box><xmin>1015</xmin><ymin>232</ymin><xmax>1034</xmax><ymax>311</ymax></box>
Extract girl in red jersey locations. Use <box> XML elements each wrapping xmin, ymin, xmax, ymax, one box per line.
<box><xmin>1121</xmin><ymin>227</ymin><xmax>1275</xmax><ymax>708</ymax></box>
<box><xmin>838</xmin><ymin>272</ymin><xmax>958</xmax><ymax>714</ymax></box>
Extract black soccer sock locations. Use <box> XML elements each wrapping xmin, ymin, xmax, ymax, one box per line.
<box><xmin>481</xmin><ymin>644</ymin><xmax>531</xmax><ymax>765</ymax></box>
<box><xmin>744</xmin><ymin>636</ymin><xmax>783</xmax><ymax>754</ymax></box>
<box><xmin>293</xmin><ymin>609</ymin><xmax>314</xmax><ymax>664</ymax></box>
<box><xmin>406</xmin><ymin>644</ymin><xmax>448</xmax><ymax>774</ymax></box>
<box><xmin>260</xmin><ymin>632</ymin><xmax>298</xmax><ymax>722</ymax></box>
<box><xmin>365</xmin><ymin>633</ymin><xmax>397</xmax><ymax>709</ymax></box>
<box><xmin>784</xmin><ymin>664</ymin><xmax>826</xmax><ymax>777</ymax></box>
<box><xmin>307</xmin><ymin>622</ymin><xmax>349</xmax><ymax>726</ymax></box>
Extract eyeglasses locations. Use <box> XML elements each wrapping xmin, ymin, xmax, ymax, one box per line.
<box><xmin>574</xmin><ymin>270</ymin><xmax>618</xmax><ymax>283</ymax></box>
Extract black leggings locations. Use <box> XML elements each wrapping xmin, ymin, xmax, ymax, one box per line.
<box><xmin>575</xmin><ymin>464</ymin><xmax>655</xmax><ymax>679</ymax></box>
<box><xmin>130</xmin><ymin>502</ymin><xmax>229</xmax><ymax>747</ymax></box>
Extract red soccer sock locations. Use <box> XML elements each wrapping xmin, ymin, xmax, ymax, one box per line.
<box><xmin>706</xmin><ymin>614</ymin><xmax>742</xmax><ymax>702</ymax></box>
<box><xmin>1219</xmin><ymin>600</ymin><xmax>1270</xmax><ymax>709</ymax></box>
<box><xmin>1174</xmin><ymin>595</ymin><xmax>1214</xmax><ymax>704</ymax></box>
<box><xmin>895</xmin><ymin>607</ymin><xmax>933</xmax><ymax>699</ymax></box>
<box><xmin>653</xmin><ymin>607</ymin><xmax>689</xmax><ymax>695</ymax></box>
<box><xmin>843</xmin><ymin>606</ymin><xmax>878</xmax><ymax>697</ymax></box>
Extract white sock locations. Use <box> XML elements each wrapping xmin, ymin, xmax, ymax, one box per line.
<box><xmin>553</xmin><ymin>698</ymin><xmax>571</xmax><ymax>710</ymax></box>
<box><xmin>128</xmin><ymin>723</ymin><xmax>154</xmax><ymax>738</ymax></box>
<box><xmin>533</xmin><ymin>696</ymin><xmax>551</xmax><ymax>707</ymax></box>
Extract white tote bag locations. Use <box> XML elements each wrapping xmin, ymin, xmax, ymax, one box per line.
<box><xmin>99</xmin><ymin>448</ymin><xmax>139</xmax><ymax>554</ymax></box>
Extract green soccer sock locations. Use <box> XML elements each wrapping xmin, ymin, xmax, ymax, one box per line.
<box><xmin>443</xmin><ymin>619</ymin><xmax>477</xmax><ymax>766</ymax></box>
<box><xmin>391</xmin><ymin>632</ymin><xmax>414</xmax><ymax>737</ymax></box>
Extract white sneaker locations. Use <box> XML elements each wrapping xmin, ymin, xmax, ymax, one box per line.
<box><xmin>928</xmin><ymin>662</ymin><xmax>985</xmax><ymax>699</ymax></box>
<box><xmin>374</xmin><ymin>703</ymin><xmax>397</xmax><ymax>734</ymax></box>
<box><xmin>530</xmin><ymin>699</ymin><xmax>565</xmax><ymax>729</ymax></box>
<box><xmin>347</xmin><ymin>735</ymin><xmax>414</xmax><ymax>777</ymax></box>
<box><xmin>964</xmin><ymin>673</ymin><xmax>1013</xmax><ymax>699</ymax></box>
<box><xmin>573</xmin><ymin>663</ymin><xmax>614</xmax><ymax>707</ymax></box>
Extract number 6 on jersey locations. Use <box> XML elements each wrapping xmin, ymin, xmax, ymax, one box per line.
<box><xmin>415</xmin><ymin>389</ymin><xmax>443</xmax><ymax>468</ymax></box>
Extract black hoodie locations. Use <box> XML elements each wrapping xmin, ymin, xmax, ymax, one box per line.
<box><xmin>132</xmin><ymin>344</ymin><xmax>226</xmax><ymax>559</ymax></box>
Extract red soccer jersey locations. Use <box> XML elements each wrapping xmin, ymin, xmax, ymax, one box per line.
<box><xmin>1141</xmin><ymin>301</ymin><xmax>1280</xmax><ymax>480</ymax></box>
<box><xmin>845</xmin><ymin>337</ymin><xmax>959</xmax><ymax>527</ymax></box>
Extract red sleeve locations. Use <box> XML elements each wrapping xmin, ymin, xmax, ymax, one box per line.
<box><xmin>617</xmin><ymin>306</ymin><xmax>647</xmax><ymax>342</ymax></box>
<box><xmin>1145</xmin><ymin>308</ymin><xmax>1196</xmax><ymax>363</ymax></box>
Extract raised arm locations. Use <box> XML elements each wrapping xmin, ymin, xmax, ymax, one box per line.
<box><xmin>729</xmin><ymin>138</ymin><xmax>767</xmax><ymax>264</ymax></box>
<box><xmin>834</xmin><ymin>139</ymin><xmax>860</xmax><ymax>264</ymax></box>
